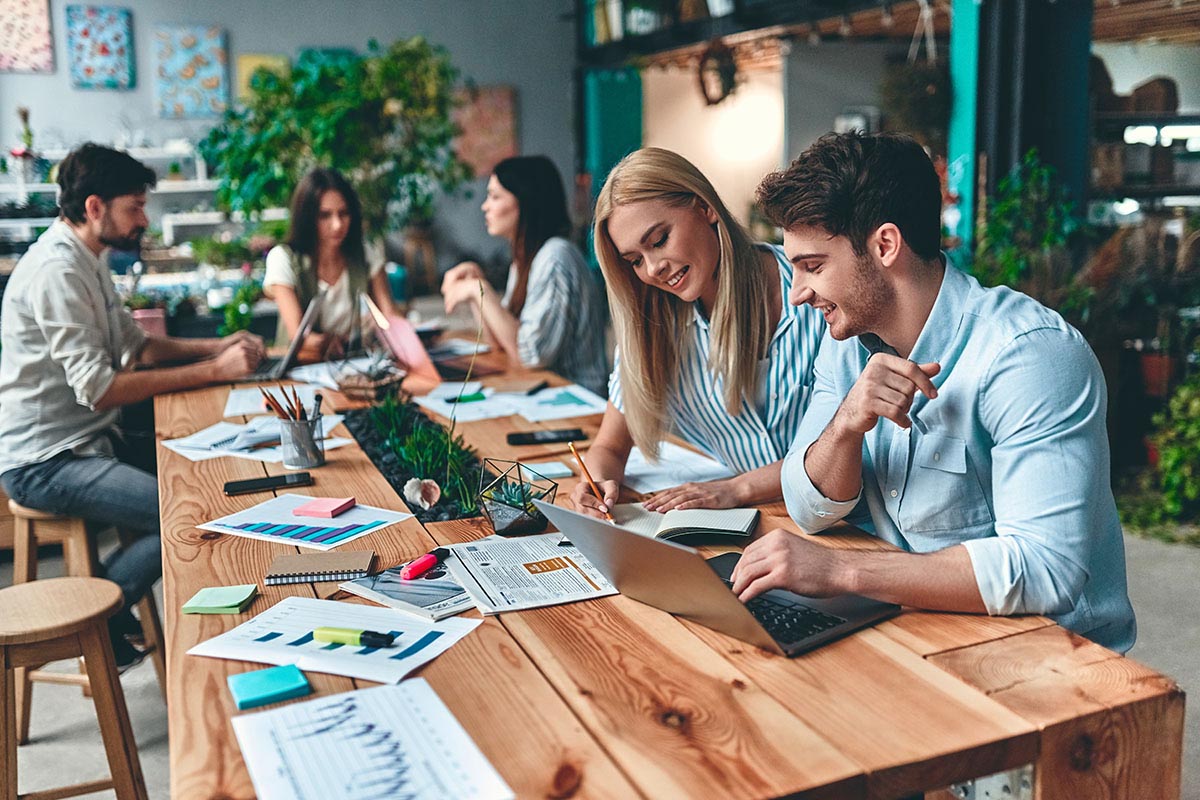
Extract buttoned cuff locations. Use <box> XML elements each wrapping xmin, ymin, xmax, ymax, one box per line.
<box><xmin>781</xmin><ymin>444</ymin><xmax>861</xmax><ymax>533</ymax></box>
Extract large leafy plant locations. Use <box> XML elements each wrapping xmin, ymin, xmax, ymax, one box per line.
<box><xmin>199</xmin><ymin>39</ymin><xmax>472</xmax><ymax>232</ymax></box>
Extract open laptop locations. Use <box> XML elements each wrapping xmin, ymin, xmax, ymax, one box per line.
<box><xmin>362</xmin><ymin>294</ymin><xmax>501</xmax><ymax>382</ymax></box>
<box><xmin>234</xmin><ymin>290</ymin><xmax>325</xmax><ymax>383</ymax></box>
<box><xmin>532</xmin><ymin>500</ymin><xmax>900</xmax><ymax>657</ymax></box>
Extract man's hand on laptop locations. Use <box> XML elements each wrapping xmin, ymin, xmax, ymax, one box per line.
<box><xmin>731</xmin><ymin>529</ymin><xmax>846</xmax><ymax>602</ymax></box>
<box><xmin>570</xmin><ymin>478</ymin><xmax>619</xmax><ymax>520</ymax></box>
<box><xmin>211</xmin><ymin>338</ymin><xmax>264</xmax><ymax>381</ymax></box>
<box><xmin>218</xmin><ymin>330</ymin><xmax>265</xmax><ymax>358</ymax></box>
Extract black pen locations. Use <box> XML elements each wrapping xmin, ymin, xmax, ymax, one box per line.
<box><xmin>525</xmin><ymin>380</ymin><xmax>549</xmax><ymax>395</ymax></box>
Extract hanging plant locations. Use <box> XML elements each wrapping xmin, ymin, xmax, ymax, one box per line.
<box><xmin>697</xmin><ymin>40</ymin><xmax>738</xmax><ymax>106</ymax></box>
<box><xmin>879</xmin><ymin>59</ymin><xmax>951</xmax><ymax>155</ymax></box>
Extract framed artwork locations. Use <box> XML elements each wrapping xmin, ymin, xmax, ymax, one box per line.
<box><xmin>453</xmin><ymin>86</ymin><xmax>519</xmax><ymax>177</ymax></box>
<box><xmin>154</xmin><ymin>24</ymin><xmax>228</xmax><ymax>118</ymax></box>
<box><xmin>236</xmin><ymin>53</ymin><xmax>289</xmax><ymax>100</ymax></box>
<box><xmin>0</xmin><ymin>0</ymin><xmax>54</xmax><ymax>73</ymax></box>
<box><xmin>66</xmin><ymin>5</ymin><xmax>135</xmax><ymax>90</ymax></box>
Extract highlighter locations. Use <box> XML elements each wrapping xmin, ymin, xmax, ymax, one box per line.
<box><xmin>400</xmin><ymin>548</ymin><xmax>450</xmax><ymax>580</ymax></box>
<box><xmin>313</xmin><ymin>627</ymin><xmax>395</xmax><ymax>648</ymax></box>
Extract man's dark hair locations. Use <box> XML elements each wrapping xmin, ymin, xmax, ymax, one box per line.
<box><xmin>756</xmin><ymin>131</ymin><xmax>942</xmax><ymax>261</ymax></box>
<box><xmin>57</xmin><ymin>143</ymin><xmax>157</xmax><ymax>224</ymax></box>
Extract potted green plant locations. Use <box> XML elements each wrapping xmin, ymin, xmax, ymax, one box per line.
<box><xmin>199</xmin><ymin>37</ymin><xmax>472</xmax><ymax>234</ymax></box>
<box><xmin>477</xmin><ymin>459</ymin><xmax>558</xmax><ymax>536</ymax></box>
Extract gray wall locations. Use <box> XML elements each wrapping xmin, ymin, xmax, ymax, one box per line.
<box><xmin>0</xmin><ymin>0</ymin><xmax>578</xmax><ymax>272</ymax></box>
<box><xmin>783</xmin><ymin>40</ymin><xmax>908</xmax><ymax>162</ymax></box>
<box><xmin>1093</xmin><ymin>42</ymin><xmax>1200</xmax><ymax>112</ymax></box>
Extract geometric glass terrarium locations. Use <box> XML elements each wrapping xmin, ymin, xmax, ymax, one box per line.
<box><xmin>477</xmin><ymin>458</ymin><xmax>558</xmax><ymax>536</ymax></box>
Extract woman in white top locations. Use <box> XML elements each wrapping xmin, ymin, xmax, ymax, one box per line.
<box><xmin>441</xmin><ymin>156</ymin><xmax>606</xmax><ymax>395</ymax></box>
<box><xmin>570</xmin><ymin>148</ymin><xmax>826</xmax><ymax>518</ymax></box>
<box><xmin>263</xmin><ymin>168</ymin><xmax>399</xmax><ymax>360</ymax></box>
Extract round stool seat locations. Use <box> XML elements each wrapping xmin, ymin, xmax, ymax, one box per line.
<box><xmin>0</xmin><ymin>577</ymin><xmax>122</xmax><ymax>646</ymax></box>
<box><xmin>8</xmin><ymin>499</ymin><xmax>67</xmax><ymax>521</ymax></box>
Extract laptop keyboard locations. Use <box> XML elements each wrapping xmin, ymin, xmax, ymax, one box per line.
<box><xmin>724</xmin><ymin>581</ymin><xmax>846</xmax><ymax>643</ymax></box>
<box><xmin>253</xmin><ymin>356</ymin><xmax>281</xmax><ymax>378</ymax></box>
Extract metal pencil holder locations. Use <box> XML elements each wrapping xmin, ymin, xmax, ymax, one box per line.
<box><xmin>279</xmin><ymin>414</ymin><xmax>325</xmax><ymax>469</ymax></box>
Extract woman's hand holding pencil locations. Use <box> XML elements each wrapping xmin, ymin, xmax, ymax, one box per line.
<box><xmin>568</xmin><ymin>442</ymin><xmax>618</xmax><ymax>522</ymax></box>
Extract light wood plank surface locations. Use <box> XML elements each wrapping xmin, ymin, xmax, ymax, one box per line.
<box><xmin>157</xmin><ymin>359</ymin><xmax>1184</xmax><ymax>800</ymax></box>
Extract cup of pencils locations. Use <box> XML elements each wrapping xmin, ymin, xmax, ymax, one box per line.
<box><xmin>262</xmin><ymin>386</ymin><xmax>325</xmax><ymax>469</ymax></box>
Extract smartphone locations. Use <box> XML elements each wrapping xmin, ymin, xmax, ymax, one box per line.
<box><xmin>223</xmin><ymin>472</ymin><xmax>313</xmax><ymax>496</ymax></box>
<box><xmin>506</xmin><ymin>429</ymin><xmax>586</xmax><ymax>446</ymax></box>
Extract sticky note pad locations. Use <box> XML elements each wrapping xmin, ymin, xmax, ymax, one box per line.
<box><xmin>292</xmin><ymin>496</ymin><xmax>356</xmax><ymax>517</ymax></box>
<box><xmin>524</xmin><ymin>460</ymin><xmax>574</xmax><ymax>479</ymax></box>
<box><xmin>227</xmin><ymin>664</ymin><xmax>311</xmax><ymax>710</ymax></box>
<box><xmin>182</xmin><ymin>584</ymin><xmax>258</xmax><ymax>614</ymax></box>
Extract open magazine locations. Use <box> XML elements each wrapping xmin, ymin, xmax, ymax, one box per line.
<box><xmin>340</xmin><ymin>560</ymin><xmax>474</xmax><ymax>621</ymax></box>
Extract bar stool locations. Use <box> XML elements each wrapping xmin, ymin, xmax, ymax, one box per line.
<box><xmin>1</xmin><ymin>577</ymin><xmax>149</xmax><ymax>800</ymax></box>
<box><xmin>8</xmin><ymin>500</ymin><xmax>166</xmax><ymax>744</ymax></box>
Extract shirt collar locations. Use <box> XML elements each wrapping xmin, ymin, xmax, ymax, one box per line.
<box><xmin>49</xmin><ymin>219</ymin><xmax>107</xmax><ymax>276</ymax></box>
<box><xmin>906</xmin><ymin>257</ymin><xmax>968</xmax><ymax>369</ymax></box>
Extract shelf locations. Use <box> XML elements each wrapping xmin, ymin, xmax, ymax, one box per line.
<box><xmin>153</xmin><ymin>179</ymin><xmax>219</xmax><ymax>194</ymax></box>
<box><xmin>1094</xmin><ymin>113</ymin><xmax>1200</xmax><ymax>129</ymax></box>
<box><xmin>1089</xmin><ymin>185</ymin><xmax>1200</xmax><ymax>200</ymax></box>
<box><xmin>0</xmin><ymin>217</ymin><xmax>55</xmax><ymax>228</ymax></box>
<box><xmin>160</xmin><ymin>207</ymin><xmax>288</xmax><ymax>245</ymax></box>
<box><xmin>0</xmin><ymin>183</ymin><xmax>56</xmax><ymax>194</ymax></box>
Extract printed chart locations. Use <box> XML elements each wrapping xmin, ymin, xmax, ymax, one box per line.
<box><xmin>188</xmin><ymin>596</ymin><xmax>479</xmax><ymax>683</ymax></box>
<box><xmin>197</xmin><ymin>493</ymin><xmax>411</xmax><ymax>551</ymax></box>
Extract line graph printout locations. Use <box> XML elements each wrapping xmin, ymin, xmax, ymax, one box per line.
<box><xmin>233</xmin><ymin>679</ymin><xmax>514</xmax><ymax>800</ymax></box>
<box><xmin>188</xmin><ymin>597</ymin><xmax>479</xmax><ymax>683</ymax></box>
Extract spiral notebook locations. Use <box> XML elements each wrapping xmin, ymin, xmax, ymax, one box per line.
<box><xmin>264</xmin><ymin>551</ymin><xmax>374</xmax><ymax>586</ymax></box>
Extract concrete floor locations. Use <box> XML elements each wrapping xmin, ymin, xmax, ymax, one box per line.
<box><xmin>2</xmin><ymin>529</ymin><xmax>1195</xmax><ymax>800</ymax></box>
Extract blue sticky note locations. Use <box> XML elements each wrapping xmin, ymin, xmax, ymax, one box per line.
<box><xmin>227</xmin><ymin>664</ymin><xmax>311</xmax><ymax>710</ymax></box>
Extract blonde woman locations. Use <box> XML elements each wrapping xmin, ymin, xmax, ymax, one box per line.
<box><xmin>571</xmin><ymin>148</ymin><xmax>826</xmax><ymax>518</ymax></box>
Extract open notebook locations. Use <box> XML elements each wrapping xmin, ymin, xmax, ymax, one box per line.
<box><xmin>611</xmin><ymin>503</ymin><xmax>759</xmax><ymax>543</ymax></box>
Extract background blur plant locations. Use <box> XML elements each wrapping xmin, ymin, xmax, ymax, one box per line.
<box><xmin>217</xmin><ymin>280</ymin><xmax>263</xmax><ymax>336</ymax></box>
<box><xmin>189</xmin><ymin>234</ymin><xmax>253</xmax><ymax>268</ymax></box>
<box><xmin>199</xmin><ymin>38</ymin><xmax>472</xmax><ymax>233</ymax></box>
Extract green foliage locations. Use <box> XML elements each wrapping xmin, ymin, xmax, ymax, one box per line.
<box><xmin>1152</xmin><ymin>376</ymin><xmax>1200</xmax><ymax>520</ymax></box>
<box><xmin>482</xmin><ymin>478</ymin><xmax>545</xmax><ymax>512</ymax></box>
<box><xmin>199</xmin><ymin>37</ymin><xmax>473</xmax><ymax>233</ymax></box>
<box><xmin>880</xmin><ymin>60</ymin><xmax>951</xmax><ymax>155</ymax></box>
<box><xmin>217</xmin><ymin>281</ymin><xmax>263</xmax><ymax>336</ymax></box>
<box><xmin>190</xmin><ymin>235</ymin><xmax>253</xmax><ymax>268</ymax></box>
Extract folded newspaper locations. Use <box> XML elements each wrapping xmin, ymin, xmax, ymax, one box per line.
<box><xmin>445</xmin><ymin>533</ymin><xmax>616</xmax><ymax>614</ymax></box>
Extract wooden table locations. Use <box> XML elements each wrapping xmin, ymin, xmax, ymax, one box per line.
<box><xmin>156</xmin><ymin>354</ymin><xmax>1184</xmax><ymax>800</ymax></box>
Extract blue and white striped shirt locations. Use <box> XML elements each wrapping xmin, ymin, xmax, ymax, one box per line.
<box><xmin>609</xmin><ymin>244</ymin><xmax>826</xmax><ymax>472</ymax></box>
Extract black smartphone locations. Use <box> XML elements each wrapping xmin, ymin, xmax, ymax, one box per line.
<box><xmin>506</xmin><ymin>428</ymin><xmax>586</xmax><ymax>446</ymax></box>
<box><xmin>223</xmin><ymin>472</ymin><xmax>313</xmax><ymax>496</ymax></box>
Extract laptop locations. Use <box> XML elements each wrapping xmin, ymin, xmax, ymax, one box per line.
<box><xmin>362</xmin><ymin>294</ymin><xmax>500</xmax><ymax>382</ymax></box>
<box><xmin>234</xmin><ymin>290</ymin><xmax>325</xmax><ymax>383</ymax></box>
<box><xmin>532</xmin><ymin>500</ymin><xmax>900</xmax><ymax>657</ymax></box>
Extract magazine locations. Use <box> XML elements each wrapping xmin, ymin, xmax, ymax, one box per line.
<box><xmin>340</xmin><ymin>561</ymin><xmax>475</xmax><ymax>621</ymax></box>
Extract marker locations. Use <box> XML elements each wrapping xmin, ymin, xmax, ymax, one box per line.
<box><xmin>445</xmin><ymin>391</ymin><xmax>486</xmax><ymax>404</ymax></box>
<box><xmin>524</xmin><ymin>379</ymin><xmax>549</xmax><ymax>395</ymax></box>
<box><xmin>400</xmin><ymin>547</ymin><xmax>450</xmax><ymax>580</ymax></box>
<box><xmin>313</xmin><ymin>627</ymin><xmax>395</xmax><ymax>647</ymax></box>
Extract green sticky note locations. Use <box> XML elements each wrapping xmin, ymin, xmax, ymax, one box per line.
<box><xmin>227</xmin><ymin>664</ymin><xmax>311</xmax><ymax>710</ymax></box>
<box><xmin>182</xmin><ymin>584</ymin><xmax>258</xmax><ymax>614</ymax></box>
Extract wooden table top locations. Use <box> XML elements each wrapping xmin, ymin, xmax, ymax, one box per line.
<box><xmin>155</xmin><ymin>350</ymin><xmax>1184</xmax><ymax>800</ymax></box>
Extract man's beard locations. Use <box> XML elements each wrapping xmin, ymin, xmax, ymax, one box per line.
<box><xmin>99</xmin><ymin>214</ymin><xmax>144</xmax><ymax>251</ymax></box>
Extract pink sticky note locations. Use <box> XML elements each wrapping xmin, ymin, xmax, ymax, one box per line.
<box><xmin>293</xmin><ymin>497</ymin><xmax>357</xmax><ymax>518</ymax></box>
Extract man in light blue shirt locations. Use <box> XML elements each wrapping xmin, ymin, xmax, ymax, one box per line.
<box><xmin>734</xmin><ymin>132</ymin><xmax>1135</xmax><ymax>653</ymax></box>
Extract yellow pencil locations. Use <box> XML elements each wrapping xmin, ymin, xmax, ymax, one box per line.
<box><xmin>568</xmin><ymin>441</ymin><xmax>614</xmax><ymax>522</ymax></box>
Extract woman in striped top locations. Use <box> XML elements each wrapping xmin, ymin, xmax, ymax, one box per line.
<box><xmin>441</xmin><ymin>156</ymin><xmax>606</xmax><ymax>395</ymax></box>
<box><xmin>571</xmin><ymin>148</ymin><xmax>826</xmax><ymax>518</ymax></box>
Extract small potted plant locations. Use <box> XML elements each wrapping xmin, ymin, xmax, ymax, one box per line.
<box><xmin>478</xmin><ymin>459</ymin><xmax>558</xmax><ymax>536</ymax></box>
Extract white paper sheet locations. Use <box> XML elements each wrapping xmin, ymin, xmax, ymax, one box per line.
<box><xmin>446</xmin><ymin>533</ymin><xmax>616</xmax><ymax>615</ymax></box>
<box><xmin>189</xmin><ymin>596</ymin><xmax>479</xmax><ymax>684</ymax></box>
<box><xmin>499</xmin><ymin>385</ymin><xmax>608</xmax><ymax>422</ymax></box>
<box><xmin>426</xmin><ymin>381</ymin><xmax>483</xmax><ymax>400</ymax></box>
<box><xmin>413</xmin><ymin>389</ymin><xmax>517</xmax><ymax>423</ymax></box>
<box><xmin>623</xmin><ymin>442</ymin><xmax>735</xmax><ymax>494</ymax></box>
<box><xmin>224</xmin><ymin>385</ymin><xmax>322</xmax><ymax>417</ymax></box>
<box><xmin>287</xmin><ymin>356</ymin><xmax>378</xmax><ymax>391</ymax></box>
<box><xmin>232</xmin><ymin>680</ymin><xmax>513</xmax><ymax>800</ymax></box>
<box><xmin>162</xmin><ymin>415</ymin><xmax>350</xmax><ymax>464</ymax></box>
<box><xmin>196</xmin><ymin>493</ymin><xmax>410</xmax><ymax>551</ymax></box>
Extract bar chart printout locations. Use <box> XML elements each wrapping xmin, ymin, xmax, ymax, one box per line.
<box><xmin>196</xmin><ymin>493</ymin><xmax>412</xmax><ymax>551</ymax></box>
<box><xmin>187</xmin><ymin>596</ymin><xmax>480</xmax><ymax>683</ymax></box>
<box><xmin>233</xmin><ymin>679</ymin><xmax>514</xmax><ymax>800</ymax></box>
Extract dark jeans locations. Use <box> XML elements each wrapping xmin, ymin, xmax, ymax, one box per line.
<box><xmin>2</xmin><ymin>422</ymin><xmax>161</xmax><ymax>609</ymax></box>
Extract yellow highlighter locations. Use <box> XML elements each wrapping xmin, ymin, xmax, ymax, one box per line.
<box><xmin>313</xmin><ymin>627</ymin><xmax>395</xmax><ymax>648</ymax></box>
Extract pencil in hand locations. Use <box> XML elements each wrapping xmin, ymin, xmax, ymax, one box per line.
<box><xmin>569</xmin><ymin>441</ymin><xmax>614</xmax><ymax>522</ymax></box>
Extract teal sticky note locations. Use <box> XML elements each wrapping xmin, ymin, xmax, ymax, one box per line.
<box><xmin>227</xmin><ymin>664</ymin><xmax>311</xmax><ymax>710</ymax></box>
<box><xmin>182</xmin><ymin>584</ymin><xmax>258</xmax><ymax>614</ymax></box>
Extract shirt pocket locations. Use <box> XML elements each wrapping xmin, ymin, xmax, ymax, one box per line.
<box><xmin>900</xmin><ymin>433</ymin><xmax>994</xmax><ymax>533</ymax></box>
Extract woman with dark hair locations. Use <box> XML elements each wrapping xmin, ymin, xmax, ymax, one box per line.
<box><xmin>264</xmin><ymin>167</ymin><xmax>399</xmax><ymax>359</ymax></box>
<box><xmin>441</xmin><ymin>155</ymin><xmax>606</xmax><ymax>395</ymax></box>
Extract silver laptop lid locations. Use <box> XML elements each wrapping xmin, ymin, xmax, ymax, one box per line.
<box><xmin>270</xmin><ymin>289</ymin><xmax>326</xmax><ymax>378</ymax></box>
<box><xmin>532</xmin><ymin>499</ymin><xmax>783</xmax><ymax>654</ymax></box>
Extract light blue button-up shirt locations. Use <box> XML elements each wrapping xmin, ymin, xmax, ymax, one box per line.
<box><xmin>783</xmin><ymin>264</ymin><xmax>1136</xmax><ymax>653</ymax></box>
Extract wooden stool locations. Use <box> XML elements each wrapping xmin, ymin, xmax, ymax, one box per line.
<box><xmin>8</xmin><ymin>500</ymin><xmax>166</xmax><ymax>743</ymax></box>
<box><xmin>1</xmin><ymin>577</ymin><xmax>149</xmax><ymax>800</ymax></box>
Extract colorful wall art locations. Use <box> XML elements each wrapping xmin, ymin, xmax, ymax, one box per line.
<box><xmin>66</xmin><ymin>5</ymin><xmax>135</xmax><ymax>90</ymax></box>
<box><xmin>0</xmin><ymin>0</ymin><xmax>54</xmax><ymax>73</ymax></box>
<box><xmin>236</xmin><ymin>53</ymin><xmax>289</xmax><ymax>101</ymax></box>
<box><xmin>154</xmin><ymin>24</ymin><xmax>228</xmax><ymax>118</ymax></box>
<box><xmin>453</xmin><ymin>86</ymin><xmax>518</xmax><ymax>176</ymax></box>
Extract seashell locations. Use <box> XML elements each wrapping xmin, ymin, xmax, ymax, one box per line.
<box><xmin>403</xmin><ymin>477</ymin><xmax>441</xmax><ymax>510</ymax></box>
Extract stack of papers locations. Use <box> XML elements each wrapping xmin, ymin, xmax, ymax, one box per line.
<box><xmin>414</xmin><ymin>383</ymin><xmax>607</xmax><ymax>424</ymax></box>
<box><xmin>162</xmin><ymin>415</ymin><xmax>352</xmax><ymax>463</ymax></box>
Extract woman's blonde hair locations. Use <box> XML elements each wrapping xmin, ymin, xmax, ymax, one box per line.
<box><xmin>593</xmin><ymin>147</ymin><xmax>773</xmax><ymax>459</ymax></box>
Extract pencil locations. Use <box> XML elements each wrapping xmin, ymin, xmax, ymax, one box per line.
<box><xmin>568</xmin><ymin>441</ymin><xmax>614</xmax><ymax>522</ymax></box>
<box><xmin>259</xmin><ymin>387</ymin><xmax>289</xmax><ymax>419</ymax></box>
